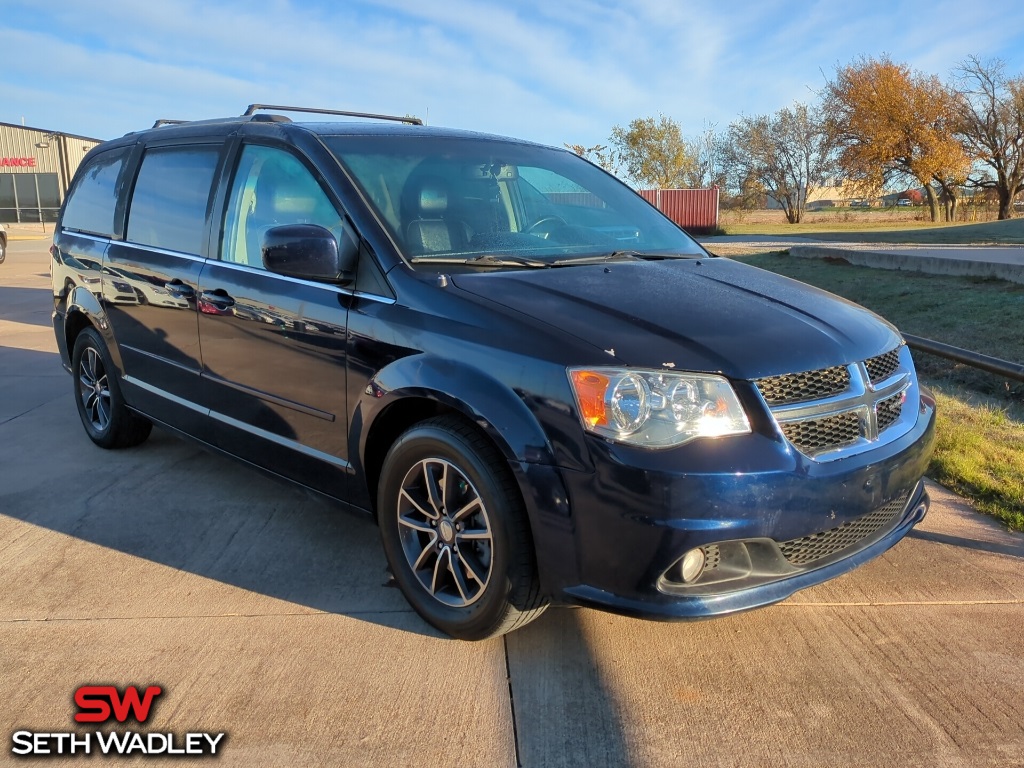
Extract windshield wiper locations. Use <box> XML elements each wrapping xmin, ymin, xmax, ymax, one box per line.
<box><xmin>410</xmin><ymin>254</ymin><xmax>550</xmax><ymax>268</ymax></box>
<box><xmin>465</xmin><ymin>254</ymin><xmax>550</xmax><ymax>268</ymax></box>
<box><xmin>549</xmin><ymin>252</ymin><xmax>641</xmax><ymax>266</ymax></box>
<box><xmin>605</xmin><ymin>250</ymin><xmax>706</xmax><ymax>261</ymax></box>
<box><xmin>550</xmin><ymin>250</ymin><xmax>706</xmax><ymax>267</ymax></box>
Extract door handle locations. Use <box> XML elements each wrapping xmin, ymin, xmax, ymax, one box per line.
<box><xmin>166</xmin><ymin>279</ymin><xmax>195</xmax><ymax>299</ymax></box>
<box><xmin>199</xmin><ymin>289</ymin><xmax>236</xmax><ymax>310</ymax></box>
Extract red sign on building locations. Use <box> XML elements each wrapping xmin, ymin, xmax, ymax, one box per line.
<box><xmin>1</xmin><ymin>157</ymin><xmax>37</xmax><ymax>167</ymax></box>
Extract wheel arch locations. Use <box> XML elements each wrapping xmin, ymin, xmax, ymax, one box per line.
<box><xmin>63</xmin><ymin>286</ymin><xmax>124</xmax><ymax>372</ymax></box>
<box><xmin>353</xmin><ymin>354</ymin><xmax>558</xmax><ymax>516</ymax></box>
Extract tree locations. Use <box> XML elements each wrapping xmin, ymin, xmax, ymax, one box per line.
<box><xmin>609</xmin><ymin>115</ymin><xmax>696</xmax><ymax>188</ymax></box>
<box><xmin>724</xmin><ymin>103</ymin><xmax>836</xmax><ymax>224</ymax></box>
<box><xmin>953</xmin><ymin>56</ymin><xmax>1024</xmax><ymax>220</ymax></box>
<box><xmin>823</xmin><ymin>56</ymin><xmax>971</xmax><ymax>222</ymax></box>
<box><xmin>564</xmin><ymin>143</ymin><xmax>621</xmax><ymax>177</ymax></box>
<box><xmin>682</xmin><ymin>124</ymin><xmax>728</xmax><ymax>189</ymax></box>
<box><xmin>899</xmin><ymin>188</ymin><xmax>924</xmax><ymax>205</ymax></box>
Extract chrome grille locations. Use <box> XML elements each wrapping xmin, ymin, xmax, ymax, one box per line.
<box><xmin>755</xmin><ymin>366</ymin><xmax>850</xmax><ymax>406</ymax></box>
<box><xmin>779</xmin><ymin>495</ymin><xmax>909</xmax><ymax>566</ymax></box>
<box><xmin>758</xmin><ymin>345</ymin><xmax>912</xmax><ymax>460</ymax></box>
<box><xmin>876</xmin><ymin>392</ymin><xmax>905</xmax><ymax>432</ymax></box>
<box><xmin>780</xmin><ymin>412</ymin><xmax>861</xmax><ymax>456</ymax></box>
<box><xmin>865</xmin><ymin>348</ymin><xmax>901</xmax><ymax>383</ymax></box>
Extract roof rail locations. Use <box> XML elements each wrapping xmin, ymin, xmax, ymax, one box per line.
<box><xmin>243</xmin><ymin>104</ymin><xmax>423</xmax><ymax>126</ymax></box>
<box><xmin>152</xmin><ymin>119</ymin><xmax>188</xmax><ymax>128</ymax></box>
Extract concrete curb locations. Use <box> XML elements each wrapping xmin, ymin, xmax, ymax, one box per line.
<box><xmin>789</xmin><ymin>244</ymin><xmax>1024</xmax><ymax>285</ymax></box>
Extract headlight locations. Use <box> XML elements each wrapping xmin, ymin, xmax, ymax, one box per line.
<box><xmin>568</xmin><ymin>367</ymin><xmax>751</xmax><ymax>448</ymax></box>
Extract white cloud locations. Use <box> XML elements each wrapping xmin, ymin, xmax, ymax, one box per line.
<box><xmin>2</xmin><ymin>0</ymin><xmax>1024</xmax><ymax>148</ymax></box>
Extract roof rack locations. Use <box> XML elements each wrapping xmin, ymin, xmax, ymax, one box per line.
<box><xmin>152</xmin><ymin>119</ymin><xmax>188</xmax><ymax>128</ymax></box>
<box><xmin>243</xmin><ymin>104</ymin><xmax>423</xmax><ymax>126</ymax></box>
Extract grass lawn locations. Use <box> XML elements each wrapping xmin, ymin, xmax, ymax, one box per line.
<box><xmin>730</xmin><ymin>251</ymin><xmax>1024</xmax><ymax>532</ymax></box>
<box><xmin>930</xmin><ymin>389</ymin><xmax>1024</xmax><ymax>532</ymax></box>
<box><xmin>733</xmin><ymin>252</ymin><xmax>1024</xmax><ymax>377</ymax></box>
<box><xmin>722</xmin><ymin>215</ymin><xmax>1024</xmax><ymax>244</ymax></box>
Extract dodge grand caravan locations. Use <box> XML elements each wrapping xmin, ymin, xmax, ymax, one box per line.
<box><xmin>51</xmin><ymin>106</ymin><xmax>936</xmax><ymax>640</ymax></box>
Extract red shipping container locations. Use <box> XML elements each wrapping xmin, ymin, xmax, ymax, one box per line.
<box><xmin>639</xmin><ymin>188</ymin><xmax>719</xmax><ymax>233</ymax></box>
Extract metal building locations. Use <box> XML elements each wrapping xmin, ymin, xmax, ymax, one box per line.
<box><xmin>0</xmin><ymin>121</ymin><xmax>102</xmax><ymax>223</ymax></box>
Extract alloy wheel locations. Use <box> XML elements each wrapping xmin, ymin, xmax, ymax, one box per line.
<box><xmin>395</xmin><ymin>458</ymin><xmax>494</xmax><ymax>607</ymax></box>
<box><xmin>78</xmin><ymin>347</ymin><xmax>111</xmax><ymax>433</ymax></box>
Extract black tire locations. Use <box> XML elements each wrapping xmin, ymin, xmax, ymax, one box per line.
<box><xmin>378</xmin><ymin>416</ymin><xmax>548</xmax><ymax>640</ymax></box>
<box><xmin>0</xmin><ymin>236</ymin><xmax>6</xmax><ymax>264</ymax></box>
<box><xmin>71</xmin><ymin>326</ymin><xmax>152</xmax><ymax>449</ymax></box>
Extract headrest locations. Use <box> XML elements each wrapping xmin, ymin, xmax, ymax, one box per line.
<box><xmin>417</xmin><ymin>185</ymin><xmax>448</xmax><ymax>214</ymax></box>
<box><xmin>271</xmin><ymin>192</ymin><xmax>318</xmax><ymax>216</ymax></box>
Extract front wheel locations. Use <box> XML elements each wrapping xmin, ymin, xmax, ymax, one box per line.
<box><xmin>0</xmin><ymin>237</ymin><xmax>6</xmax><ymax>264</ymax></box>
<box><xmin>71</xmin><ymin>327</ymin><xmax>152</xmax><ymax>449</ymax></box>
<box><xmin>378</xmin><ymin>416</ymin><xmax>548</xmax><ymax>640</ymax></box>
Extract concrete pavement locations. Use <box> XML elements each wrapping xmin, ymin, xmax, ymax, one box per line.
<box><xmin>700</xmin><ymin>234</ymin><xmax>1024</xmax><ymax>284</ymax></box>
<box><xmin>2</xmin><ymin>240</ymin><xmax>1023</xmax><ymax>767</ymax></box>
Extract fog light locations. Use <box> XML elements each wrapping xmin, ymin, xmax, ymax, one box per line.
<box><xmin>680</xmin><ymin>548</ymin><xmax>706</xmax><ymax>583</ymax></box>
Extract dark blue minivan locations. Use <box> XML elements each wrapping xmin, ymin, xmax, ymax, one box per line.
<box><xmin>50</xmin><ymin>106</ymin><xmax>936</xmax><ymax>639</ymax></box>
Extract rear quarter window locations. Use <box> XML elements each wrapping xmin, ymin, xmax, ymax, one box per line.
<box><xmin>61</xmin><ymin>148</ymin><xmax>130</xmax><ymax>237</ymax></box>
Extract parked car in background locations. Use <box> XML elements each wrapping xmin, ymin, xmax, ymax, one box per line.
<box><xmin>897</xmin><ymin>199</ymin><xmax>912</xmax><ymax>206</ymax></box>
<box><xmin>0</xmin><ymin>222</ymin><xmax>7</xmax><ymax>264</ymax></box>
<box><xmin>50</xmin><ymin>106</ymin><xmax>936</xmax><ymax>640</ymax></box>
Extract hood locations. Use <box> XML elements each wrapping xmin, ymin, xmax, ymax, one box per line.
<box><xmin>450</xmin><ymin>258</ymin><xmax>901</xmax><ymax>379</ymax></box>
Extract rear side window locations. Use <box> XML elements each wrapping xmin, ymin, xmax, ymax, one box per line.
<box><xmin>126</xmin><ymin>146</ymin><xmax>220</xmax><ymax>255</ymax></box>
<box><xmin>61</xmin><ymin>148</ymin><xmax>129</xmax><ymax>237</ymax></box>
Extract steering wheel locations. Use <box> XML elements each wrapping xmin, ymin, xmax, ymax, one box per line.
<box><xmin>524</xmin><ymin>215</ymin><xmax>567</xmax><ymax>239</ymax></box>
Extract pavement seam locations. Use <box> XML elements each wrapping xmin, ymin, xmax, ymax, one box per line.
<box><xmin>0</xmin><ymin>394</ymin><xmax>70</xmax><ymax>427</ymax></box>
<box><xmin>1</xmin><ymin>610</ymin><xmax>416</xmax><ymax>623</ymax></box>
<box><xmin>503</xmin><ymin>634</ymin><xmax>523</xmax><ymax>768</ymax></box>
<box><xmin>782</xmin><ymin>599</ymin><xmax>1023</xmax><ymax>607</ymax></box>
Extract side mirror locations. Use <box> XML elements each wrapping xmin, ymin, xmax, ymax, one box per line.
<box><xmin>262</xmin><ymin>224</ymin><xmax>358</xmax><ymax>284</ymax></box>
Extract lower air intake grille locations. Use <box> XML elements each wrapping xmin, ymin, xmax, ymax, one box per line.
<box><xmin>779</xmin><ymin>494</ymin><xmax>909</xmax><ymax>566</ymax></box>
<box><xmin>703</xmin><ymin>545</ymin><xmax>721</xmax><ymax>571</ymax></box>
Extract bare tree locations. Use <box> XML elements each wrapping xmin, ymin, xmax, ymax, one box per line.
<box><xmin>954</xmin><ymin>56</ymin><xmax>1024</xmax><ymax>219</ymax></box>
<box><xmin>725</xmin><ymin>103</ymin><xmax>835</xmax><ymax>224</ymax></box>
<box><xmin>683</xmin><ymin>123</ymin><xmax>728</xmax><ymax>189</ymax></box>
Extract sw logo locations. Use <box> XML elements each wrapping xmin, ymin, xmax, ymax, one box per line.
<box><xmin>9</xmin><ymin>684</ymin><xmax>225</xmax><ymax>758</ymax></box>
<box><xmin>74</xmin><ymin>685</ymin><xmax>163</xmax><ymax>723</ymax></box>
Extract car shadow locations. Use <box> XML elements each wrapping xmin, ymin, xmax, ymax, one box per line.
<box><xmin>907</xmin><ymin>528</ymin><xmax>1024</xmax><ymax>558</ymax></box>
<box><xmin>0</xmin><ymin>285</ymin><xmax>55</xmax><ymax>328</ymax></box>
<box><xmin>505</xmin><ymin>609</ymin><xmax>632</xmax><ymax>766</ymax></box>
<box><xmin>2</xmin><ymin>346</ymin><xmax>634</xmax><ymax>762</ymax></box>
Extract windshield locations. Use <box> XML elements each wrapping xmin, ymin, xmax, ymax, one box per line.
<box><xmin>323</xmin><ymin>134</ymin><xmax>705</xmax><ymax>266</ymax></box>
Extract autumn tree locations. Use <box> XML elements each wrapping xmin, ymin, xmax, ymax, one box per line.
<box><xmin>953</xmin><ymin>56</ymin><xmax>1024</xmax><ymax>219</ymax></box>
<box><xmin>609</xmin><ymin>115</ymin><xmax>697</xmax><ymax>188</ymax></box>
<box><xmin>724</xmin><ymin>103</ymin><xmax>836</xmax><ymax>224</ymax></box>
<box><xmin>564</xmin><ymin>143</ymin><xmax>621</xmax><ymax>177</ymax></box>
<box><xmin>823</xmin><ymin>56</ymin><xmax>971</xmax><ymax>222</ymax></box>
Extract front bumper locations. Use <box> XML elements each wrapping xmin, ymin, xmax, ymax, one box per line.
<box><xmin>538</xmin><ymin>390</ymin><xmax>936</xmax><ymax>619</ymax></box>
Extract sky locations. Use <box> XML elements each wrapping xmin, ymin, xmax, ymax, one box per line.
<box><xmin>4</xmin><ymin>0</ymin><xmax>1024</xmax><ymax>149</ymax></box>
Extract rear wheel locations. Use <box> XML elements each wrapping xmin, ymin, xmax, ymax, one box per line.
<box><xmin>71</xmin><ymin>327</ymin><xmax>152</xmax><ymax>449</ymax></box>
<box><xmin>0</xmin><ymin>236</ymin><xmax>6</xmax><ymax>264</ymax></box>
<box><xmin>378</xmin><ymin>416</ymin><xmax>548</xmax><ymax>640</ymax></box>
